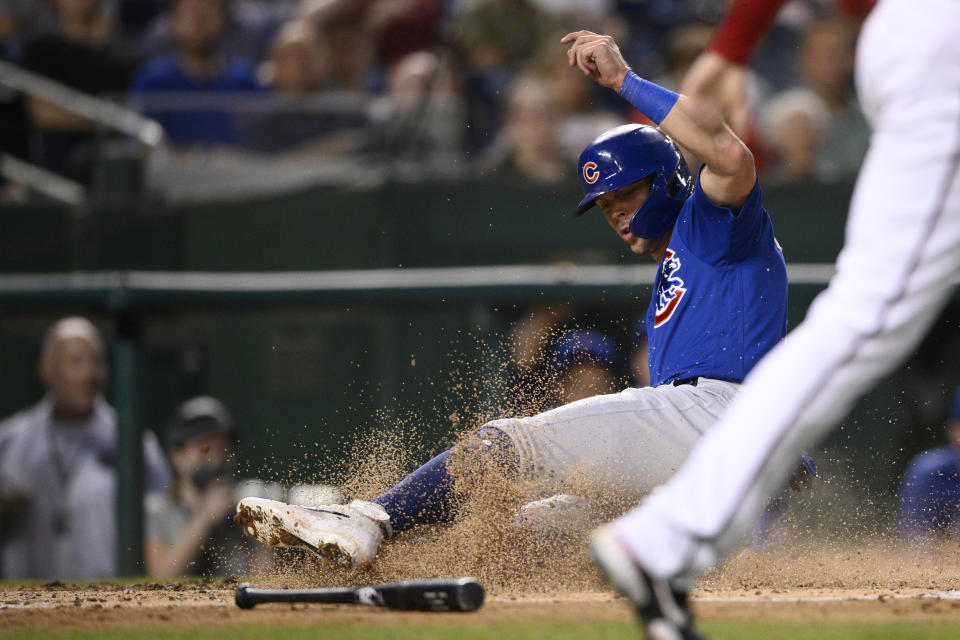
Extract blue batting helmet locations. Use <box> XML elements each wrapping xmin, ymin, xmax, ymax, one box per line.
<box><xmin>574</xmin><ymin>124</ymin><xmax>694</xmax><ymax>239</ymax></box>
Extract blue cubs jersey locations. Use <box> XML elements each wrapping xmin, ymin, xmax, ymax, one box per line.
<box><xmin>647</xmin><ymin>170</ymin><xmax>787</xmax><ymax>386</ymax></box>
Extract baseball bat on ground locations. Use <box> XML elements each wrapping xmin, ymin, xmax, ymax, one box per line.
<box><xmin>235</xmin><ymin>577</ymin><xmax>484</xmax><ymax>611</ymax></box>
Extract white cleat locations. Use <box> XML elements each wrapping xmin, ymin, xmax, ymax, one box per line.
<box><xmin>235</xmin><ymin>497</ymin><xmax>391</xmax><ymax>568</ymax></box>
<box><xmin>590</xmin><ymin>525</ymin><xmax>706</xmax><ymax>640</ymax></box>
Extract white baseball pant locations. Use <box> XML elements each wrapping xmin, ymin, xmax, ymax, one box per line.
<box><xmin>490</xmin><ymin>378</ymin><xmax>741</xmax><ymax>502</ymax></box>
<box><xmin>612</xmin><ymin>0</ymin><xmax>960</xmax><ymax>583</ymax></box>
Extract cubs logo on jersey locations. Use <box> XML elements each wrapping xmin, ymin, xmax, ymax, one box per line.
<box><xmin>654</xmin><ymin>249</ymin><xmax>686</xmax><ymax>328</ymax></box>
<box><xmin>582</xmin><ymin>161</ymin><xmax>599</xmax><ymax>184</ymax></box>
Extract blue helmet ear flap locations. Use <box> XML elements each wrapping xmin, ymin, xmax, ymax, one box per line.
<box><xmin>628</xmin><ymin>151</ymin><xmax>693</xmax><ymax>239</ymax></box>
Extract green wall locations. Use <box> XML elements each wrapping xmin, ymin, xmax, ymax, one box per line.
<box><xmin>0</xmin><ymin>177</ymin><xmax>853</xmax><ymax>273</ymax></box>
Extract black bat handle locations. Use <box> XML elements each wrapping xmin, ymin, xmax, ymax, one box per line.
<box><xmin>235</xmin><ymin>583</ymin><xmax>355</xmax><ymax>609</ymax></box>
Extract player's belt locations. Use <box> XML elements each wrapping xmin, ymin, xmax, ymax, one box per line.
<box><xmin>670</xmin><ymin>376</ymin><xmax>742</xmax><ymax>387</ymax></box>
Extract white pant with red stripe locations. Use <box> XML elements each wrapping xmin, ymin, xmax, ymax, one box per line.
<box><xmin>612</xmin><ymin>0</ymin><xmax>960</xmax><ymax>583</ymax></box>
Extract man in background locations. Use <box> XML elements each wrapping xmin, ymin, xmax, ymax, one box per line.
<box><xmin>0</xmin><ymin>317</ymin><xmax>170</xmax><ymax>579</ymax></box>
<box><xmin>130</xmin><ymin>0</ymin><xmax>262</xmax><ymax>147</ymax></box>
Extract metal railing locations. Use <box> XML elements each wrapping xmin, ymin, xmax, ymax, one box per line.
<box><xmin>0</xmin><ymin>59</ymin><xmax>166</xmax><ymax>206</ymax></box>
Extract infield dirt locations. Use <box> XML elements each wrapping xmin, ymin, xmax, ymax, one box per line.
<box><xmin>4</xmin><ymin>538</ymin><xmax>960</xmax><ymax>634</ymax></box>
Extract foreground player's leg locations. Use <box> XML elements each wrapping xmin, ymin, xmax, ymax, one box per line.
<box><xmin>235</xmin><ymin>428</ymin><xmax>519</xmax><ymax>566</ymax></box>
<box><xmin>593</xmin><ymin>0</ymin><xmax>960</xmax><ymax>621</ymax></box>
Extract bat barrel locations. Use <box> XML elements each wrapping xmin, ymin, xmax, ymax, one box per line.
<box><xmin>371</xmin><ymin>578</ymin><xmax>485</xmax><ymax>612</ymax></box>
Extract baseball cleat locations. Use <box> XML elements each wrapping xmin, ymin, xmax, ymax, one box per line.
<box><xmin>590</xmin><ymin>525</ymin><xmax>706</xmax><ymax>640</ymax></box>
<box><xmin>234</xmin><ymin>497</ymin><xmax>391</xmax><ymax>567</ymax></box>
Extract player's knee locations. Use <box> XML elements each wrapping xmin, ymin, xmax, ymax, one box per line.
<box><xmin>451</xmin><ymin>426</ymin><xmax>520</xmax><ymax>475</ymax></box>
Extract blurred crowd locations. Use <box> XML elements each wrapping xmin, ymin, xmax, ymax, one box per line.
<box><xmin>0</xmin><ymin>0</ymin><xmax>871</xmax><ymax>194</ymax></box>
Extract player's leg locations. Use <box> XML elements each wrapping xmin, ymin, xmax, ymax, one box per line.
<box><xmin>370</xmin><ymin>426</ymin><xmax>520</xmax><ymax>532</ymax></box>
<box><xmin>237</xmin><ymin>378</ymin><xmax>738</xmax><ymax>566</ymax></box>
<box><xmin>374</xmin><ymin>378</ymin><xmax>742</xmax><ymax>532</ymax></box>
<box><xmin>595</xmin><ymin>0</ymin><xmax>960</xmax><ymax>594</ymax></box>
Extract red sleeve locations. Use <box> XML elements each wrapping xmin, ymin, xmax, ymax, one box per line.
<box><xmin>708</xmin><ymin>0</ymin><xmax>790</xmax><ymax>65</ymax></box>
<box><xmin>836</xmin><ymin>0</ymin><xmax>877</xmax><ymax>22</ymax></box>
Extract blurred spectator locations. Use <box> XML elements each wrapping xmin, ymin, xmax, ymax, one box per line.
<box><xmin>454</xmin><ymin>0</ymin><xmax>561</xmax><ymax>150</ymax></box>
<box><xmin>0</xmin><ymin>0</ymin><xmax>59</xmax><ymax>59</ymax></box>
<box><xmin>365</xmin><ymin>0</ymin><xmax>444</xmax><ymax>68</ymax></box>
<box><xmin>0</xmin><ymin>317</ymin><xmax>170</xmax><ymax>580</ymax></box>
<box><xmin>138</xmin><ymin>0</ymin><xmax>287</xmax><ymax>64</ymax></box>
<box><xmin>262</xmin><ymin>20</ymin><xmax>327</xmax><ymax>94</ymax></box>
<box><xmin>537</xmin><ymin>43</ymin><xmax>624</xmax><ymax>161</ymax></box>
<box><xmin>796</xmin><ymin>17</ymin><xmax>869</xmax><ymax>179</ymax></box>
<box><xmin>629</xmin><ymin>316</ymin><xmax>650</xmax><ymax>388</ymax></box>
<box><xmin>299</xmin><ymin>0</ymin><xmax>380</xmax><ymax>93</ymax></box>
<box><xmin>241</xmin><ymin>19</ymin><xmax>368</xmax><ymax>153</ymax></box>
<box><xmin>759</xmin><ymin>17</ymin><xmax>869</xmax><ymax>183</ymax></box>
<box><xmin>130</xmin><ymin>0</ymin><xmax>263</xmax><ymax>147</ymax></box>
<box><xmin>454</xmin><ymin>0</ymin><xmax>557</xmax><ymax>71</ymax></box>
<box><xmin>547</xmin><ymin>329</ymin><xmax>618</xmax><ymax>406</ymax></box>
<box><xmin>898</xmin><ymin>389</ymin><xmax>960</xmax><ymax>542</ymax></box>
<box><xmin>20</xmin><ymin>0</ymin><xmax>141</xmax><ymax>183</ymax></box>
<box><xmin>505</xmin><ymin>304</ymin><xmax>574</xmax><ymax>414</ymax></box>
<box><xmin>760</xmin><ymin>88</ymin><xmax>828</xmax><ymax>183</ymax></box>
<box><xmin>477</xmin><ymin>74</ymin><xmax>567</xmax><ymax>184</ymax></box>
<box><xmin>146</xmin><ymin>396</ymin><xmax>268</xmax><ymax>578</ymax></box>
<box><xmin>368</xmin><ymin>50</ymin><xmax>466</xmax><ymax>170</ymax></box>
<box><xmin>657</xmin><ymin>22</ymin><xmax>715</xmax><ymax>91</ymax></box>
<box><xmin>527</xmin><ymin>0</ymin><xmax>617</xmax><ymax>29</ymax></box>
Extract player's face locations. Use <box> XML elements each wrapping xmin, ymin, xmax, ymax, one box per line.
<box><xmin>596</xmin><ymin>178</ymin><xmax>668</xmax><ymax>257</ymax></box>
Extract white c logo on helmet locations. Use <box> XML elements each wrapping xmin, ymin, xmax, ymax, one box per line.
<box><xmin>582</xmin><ymin>161</ymin><xmax>599</xmax><ymax>184</ymax></box>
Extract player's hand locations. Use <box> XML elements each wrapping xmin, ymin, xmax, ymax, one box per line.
<box><xmin>561</xmin><ymin>31</ymin><xmax>630</xmax><ymax>92</ymax></box>
<box><xmin>680</xmin><ymin>50</ymin><xmax>750</xmax><ymax>138</ymax></box>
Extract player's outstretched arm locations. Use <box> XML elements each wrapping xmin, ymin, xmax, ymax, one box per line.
<box><xmin>561</xmin><ymin>30</ymin><xmax>756</xmax><ymax>209</ymax></box>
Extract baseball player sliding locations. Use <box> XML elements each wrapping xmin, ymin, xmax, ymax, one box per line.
<box><xmin>234</xmin><ymin>28</ymin><xmax>789</xmax><ymax>581</ymax></box>
<box><xmin>584</xmin><ymin>1</ymin><xmax>960</xmax><ymax>639</ymax></box>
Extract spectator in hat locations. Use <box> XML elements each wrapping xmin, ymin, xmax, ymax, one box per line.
<box><xmin>548</xmin><ymin>328</ymin><xmax>619</xmax><ymax>407</ymax></box>
<box><xmin>899</xmin><ymin>389</ymin><xmax>960</xmax><ymax>542</ymax></box>
<box><xmin>145</xmin><ymin>396</ymin><xmax>268</xmax><ymax>578</ymax></box>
